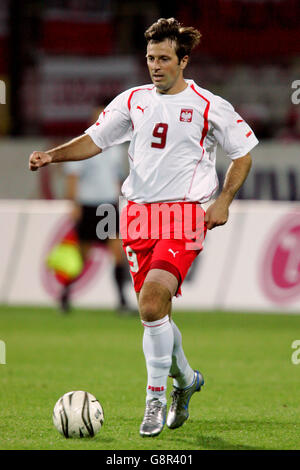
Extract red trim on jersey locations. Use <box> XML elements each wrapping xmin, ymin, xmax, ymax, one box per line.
<box><xmin>201</xmin><ymin>180</ymin><xmax>219</xmax><ymax>203</ymax></box>
<box><xmin>186</xmin><ymin>84</ymin><xmax>211</xmax><ymax>197</ymax></box>
<box><xmin>190</xmin><ymin>83</ymin><xmax>210</xmax><ymax>147</ymax></box>
<box><xmin>237</xmin><ymin>119</ymin><xmax>244</xmax><ymax>123</ymax></box>
<box><xmin>246</xmin><ymin>131</ymin><xmax>252</xmax><ymax>138</ymax></box>
<box><xmin>127</xmin><ymin>87</ymin><xmax>154</xmax><ymax>111</ymax></box>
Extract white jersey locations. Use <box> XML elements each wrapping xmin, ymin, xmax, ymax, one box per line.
<box><xmin>85</xmin><ymin>79</ymin><xmax>258</xmax><ymax>204</ymax></box>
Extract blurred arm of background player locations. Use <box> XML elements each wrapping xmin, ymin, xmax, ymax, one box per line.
<box><xmin>62</xmin><ymin>106</ymin><xmax>111</xmax><ymax>224</ymax></box>
<box><xmin>59</xmin><ymin>106</ymin><xmax>133</xmax><ymax>314</ymax></box>
<box><xmin>64</xmin><ymin>172</ymin><xmax>82</xmax><ymax>223</ymax></box>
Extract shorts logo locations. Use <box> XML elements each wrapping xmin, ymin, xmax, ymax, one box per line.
<box><xmin>168</xmin><ymin>248</ymin><xmax>179</xmax><ymax>258</ymax></box>
<box><xmin>180</xmin><ymin>109</ymin><xmax>193</xmax><ymax>122</ymax></box>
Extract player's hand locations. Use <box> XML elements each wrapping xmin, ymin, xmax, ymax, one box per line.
<box><xmin>204</xmin><ymin>199</ymin><xmax>229</xmax><ymax>230</ymax></box>
<box><xmin>29</xmin><ymin>151</ymin><xmax>52</xmax><ymax>171</ymax></box>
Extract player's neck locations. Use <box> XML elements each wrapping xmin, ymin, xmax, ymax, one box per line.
<box><xmin>157</xmin><ymin>78</ymin><xmax>188</xmax><ymax>96</ymax></box>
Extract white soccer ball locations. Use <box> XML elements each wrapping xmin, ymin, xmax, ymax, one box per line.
<box><xmin>53</xmin><ymin>390</ymin><xmax>104</xmax><ymax>438</ymax></box>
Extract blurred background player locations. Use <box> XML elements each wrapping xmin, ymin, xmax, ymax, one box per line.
<box><xmin>59</xmin><ymin>106</ymin><xmax>132</xmax><ymax>314</ymax></box>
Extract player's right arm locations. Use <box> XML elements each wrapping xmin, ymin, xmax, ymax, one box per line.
<box><xmin>29</xmin><ymin>134</ymin><xmax>101</xmax><ymax>171</ymax></box>
<box><xmin>29</xmin><ymin>88</ymin><xmax>132</xmax><ymax>172</ymax></box>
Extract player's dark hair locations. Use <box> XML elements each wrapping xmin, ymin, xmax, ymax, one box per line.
<box><xmin>144</xmin><ymin>17</ymin><xmax>201</xmax><ymax>63</ymax></box>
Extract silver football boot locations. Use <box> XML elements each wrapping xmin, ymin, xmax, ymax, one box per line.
<box><xmin>139</xmin><ymin>398</ymin><xmax>167</xmax><ymax>437</ymax></box>
<box><xmin>167</xmin><ymin>370</ymin><xmax>204</xmax><ymax>429</ymax></box>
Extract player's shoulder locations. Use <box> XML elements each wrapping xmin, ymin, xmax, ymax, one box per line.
<box><xmin>125</xmin><ymin>84</ymin><xmax>155</xmax><ymax>108</ymax></box>
<box><xmin>109</xmin><ymin>84</ymin><xmax>154</xmax><ymax>110</ymax></box>
<box><xmin>122</xmin><ymin>84</ymin><xmax>154</xmax><ymax>98</ymax></box>
<box><xmin>188</xmin><ymin>80</ymin><xmax>233</xmax><ymax>110</ymax></box>
<box><xmin>126</xmin><ymin>83</ymin><xmax>154</xmax><ymax>92</ymax></box>
<box><xmin>189</xmin><ymin>80</ymin><xmax>233</xmax><ymax>112</ymax></box>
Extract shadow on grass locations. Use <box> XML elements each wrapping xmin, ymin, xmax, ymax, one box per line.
<box><xmin>93</xmin><ymin>437</ymin><xmax>116</xmax><ymax>445</ymax></box>
<box><xmin>168</xmin><ymin>419</ymin><xmax>288</xmax><ymax>450</ymax></box>
<box><xmin>196</xmin><ymin>434</ymin><xmax>263</xmax><ymax>450</ymax></box>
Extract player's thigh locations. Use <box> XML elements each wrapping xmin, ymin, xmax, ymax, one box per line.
<box><xmin>144</xmin><ymin>268</ymin><xmax>178</xmax><ymax>298</ymax></box>
<box><xmin>138</xmin><ymin>269</ymin><xmax>176</xmax><ymax>321</ymax></box>
<box><xmin>122</xmin><ymin>239</ymin><xmax>156</xmax><ymax>293</ymax></box>
<box><xmin>133</xmin><ymin>268</ymin><xmax>174</xmax><ymax>321</ymax></box>
<box><xmin>139</xmin><ymin>278</ymin><xmax>172</xmax><ymax>322</ymax></box>
<box><xmin>150</xmin><ymin>238</ymin><xmax>201</xmax><ymax>296</ymax></box>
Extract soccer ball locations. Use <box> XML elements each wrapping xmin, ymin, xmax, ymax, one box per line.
<box><xmin>53</xmin><ymin>391</ymin><xmax>104</xmax><ymax>438</ymax></box>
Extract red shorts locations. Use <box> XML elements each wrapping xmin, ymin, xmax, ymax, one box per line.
<box><xmin>120</xmin><ymin>201</ymin><xmax>207</xmax><ymax>296</ymax></box>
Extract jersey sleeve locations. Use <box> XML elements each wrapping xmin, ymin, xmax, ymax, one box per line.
<box><xmin>209</xmin><ymin>96</ymin><xmax>259</xmax><ymax>159</ymax></box>
<box><xmin>85</xmin><ymin>91</ymin><xmax>132</xmax><ymax>151</ymax></box>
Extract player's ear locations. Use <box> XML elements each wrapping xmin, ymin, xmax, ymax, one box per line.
<box><xmin>180</xmin><ymin>55</ymin><xmax>189</xmax><ymax>71</ymax></box>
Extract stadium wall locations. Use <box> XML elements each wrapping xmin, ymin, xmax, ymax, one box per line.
<box><xmin>0</xmin><ymin>199</ymin><xmax>299</xmax><ymax>313</ymax></box>
<box><xmin>1</xmin><ymin>139</ymin><xmax>300</xmax><ymax>200</ymax></box>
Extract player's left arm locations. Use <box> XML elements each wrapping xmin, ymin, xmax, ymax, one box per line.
<box><xmin>205</xmin><ymin>153</ymin><xmax>252</xmax><ymax>230</ymax></box>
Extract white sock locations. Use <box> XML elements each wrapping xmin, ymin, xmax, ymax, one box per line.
<box><xmin>169</xmin><ymin>320</ymin><xmax>195</xmax><ymax>389</ymax></box>
<box><xmin>142</xmin><ymin>315</ymin><xmax>173</xmax><ymax>405</ymax></box>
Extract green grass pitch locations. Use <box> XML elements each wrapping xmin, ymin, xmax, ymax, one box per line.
<box><xmin>0</xmin><ymin>305</ymin><xmax>300</xmax><ymax>450</ymax></box>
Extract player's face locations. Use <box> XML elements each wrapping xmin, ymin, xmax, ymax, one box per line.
<box><xmin>146</xmin><ymin>39</ymin><xmax>188</xmax><ymax>95</ymax></box>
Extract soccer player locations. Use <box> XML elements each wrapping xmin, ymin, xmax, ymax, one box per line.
<box><xmin>29</xmin><ymin>18</ymin><xmax>258</xmax><ymax>437</ymax></box>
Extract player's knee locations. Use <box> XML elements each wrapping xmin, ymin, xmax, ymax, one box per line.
<box><xmin>139</xmin><ymin>296</ymin><xmax>162</xmax><ymax>322</ymax></box>
<box><xmin>139</xmin><ymin>282</ymin><xmax>171</xmax><ymax>322</ymax></box>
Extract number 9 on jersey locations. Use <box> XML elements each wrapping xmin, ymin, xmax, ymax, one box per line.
<box><xmin>125</xmin><ymin>246</ymin><xmax>139</xmax><ymax>273</ymax></box>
